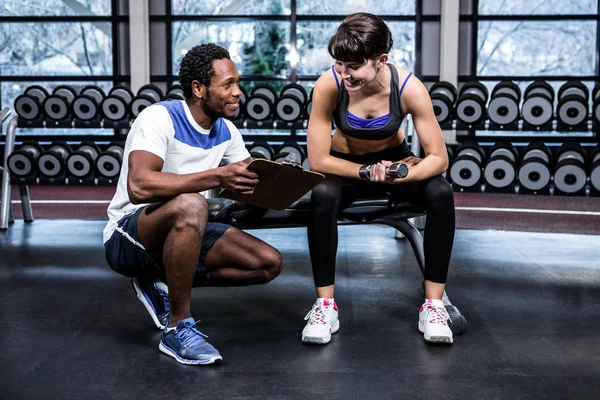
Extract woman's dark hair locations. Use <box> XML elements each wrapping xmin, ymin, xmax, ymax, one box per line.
<box><xmin>327</xmin><ymin>13</ymin><xmax>393</xmax><ymax>64</ymax></box>
<box><xmin>179</xmin><ymin>43</ymin><xmax>231</xmax><ymax>99</ymax></box>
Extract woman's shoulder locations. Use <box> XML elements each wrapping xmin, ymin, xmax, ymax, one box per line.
<box><xmin>313</xmin><ymin>67</ymin><xmax>341</xmax><ymax>98</ymax></box>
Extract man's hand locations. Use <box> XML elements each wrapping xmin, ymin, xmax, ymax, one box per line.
<box><xmin>219</xmin><ymin>161</ymin><xmax>261</xmax><ymax>194</ymax></box>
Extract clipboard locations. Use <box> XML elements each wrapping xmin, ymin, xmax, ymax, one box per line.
<box><xmin>220</xmin><ymin>159</ymin><xmax>325</xmax><ymax>210</ymax></box>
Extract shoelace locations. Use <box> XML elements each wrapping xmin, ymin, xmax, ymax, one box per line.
<box><xmin>304</xmin><ymin>305</ymin><xmax>327</xmax><ymax>325</ymax></box>
<box><xmin>428</xmin><ymin>305</ymin><xmax>452</xmax><ymax>326</ymax></box>
<box><xmin>176</xmin><ymin>321</ymin><xmax>208</xmax><ymax>348</ymax></box>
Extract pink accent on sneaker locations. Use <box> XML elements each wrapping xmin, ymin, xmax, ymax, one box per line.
<box><xmin>323</xmin><ymin>298</ymin><xmax>330</xmax><ymax>307</ymax></box>
<box><xmin>333</xmin><ymin>302</ymin><xmax>338</xmax><ymax>312</ymax></box>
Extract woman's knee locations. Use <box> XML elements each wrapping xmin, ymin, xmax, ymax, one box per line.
<box><xmin>311</xmin><ymin>177</ymin><xmax>343</xmax><ymax>210</ymax></box>
<box><xmin>424</xmin><ymin>176</ymin><xmax>455</xmax><ymax>212</ymax></box>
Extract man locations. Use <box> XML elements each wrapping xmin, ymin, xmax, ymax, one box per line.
<box><xmin>103</xmin><ymin>43</ymin><xmax>283</xmax><ymax>366</ymax></box>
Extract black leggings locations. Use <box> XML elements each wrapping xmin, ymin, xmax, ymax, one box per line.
<box><xmin>307</xmin><ymin>142</ymin><xmax>455</xmax><ymax>287</ymax></box>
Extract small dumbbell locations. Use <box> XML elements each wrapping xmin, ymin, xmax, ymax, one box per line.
<box><xmin>7</xmin><ymin>141</ymin><xmax>44</xmax><ymax>179</ymax></box>
<box><xmin>37</xmin><ymin>141</ymin><xmax>72</xmax><ymax>179</ymax></box>
<box><xmin>66</xmin><ymin>141</ymin><xmax>101</xmax><ymax>179</ymax></box>
<box><xmin>386</xmin><ymin>163</ymin><xmax>409</xmax><ymax>178</ymax></box>
<box><xmin>96</xmin><ymin>143</ymin><xmax>124</xmax><ymax>180</ymax></box>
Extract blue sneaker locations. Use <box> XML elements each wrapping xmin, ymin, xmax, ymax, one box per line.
<box><xmin>132</xmin><ymin>278</ymin><xmax>169</xmax><ymax>330</ymax></box>
<box><xmin>159</xmin><ymin>318</ymin><xmax>223</xmax><ymax>365</ymax></box>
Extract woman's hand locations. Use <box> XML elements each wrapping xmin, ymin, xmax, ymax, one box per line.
<box><xmin>369</xmin><ymin>160</ymin><xmax>396</xmax><ymax>183</ymax></box>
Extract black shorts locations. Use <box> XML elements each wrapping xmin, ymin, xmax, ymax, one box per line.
<box><xmin>104</xmin><ymin>206</ymin><xmax>230</xmax><ymax>285</ymax></box>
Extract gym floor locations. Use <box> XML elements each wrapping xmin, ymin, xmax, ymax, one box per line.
<box><xmin>1</xmin><ymin>189</ymin><xmax>600</xmax><ymax>399</ymax></box>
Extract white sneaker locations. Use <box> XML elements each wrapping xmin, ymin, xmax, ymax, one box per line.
<box><xmin>301</xmin><ymin>298</ymin><xmax>339</xmax><ymax>344</ymax></box>
<box><xmin>418</xmin><ymin>299</ymin><xmax>453</xmax><ymax>344</ymax></box>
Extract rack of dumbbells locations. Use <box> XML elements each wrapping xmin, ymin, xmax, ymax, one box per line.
<box><xmin>7</xmin><ymin>83</ymin><xmax>188</xmax><ymax>186</ymax></box>
<box><xmin>431</xmin><ymin>79</ymin><xmax>600</xmax><ymax>196</ymax></box>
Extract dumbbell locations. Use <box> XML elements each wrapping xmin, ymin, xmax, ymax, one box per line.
<box><xmin>556</xmin><ymin>80</ymin><xmax>589</xmax><ymax>128</ymax></box>
<box><xmin>81</xmin><ymin>86</ymin><xmax>106</xmax><ymax>104</ymax></box>
<box><xmin>248</xmin><ymin>141</ymin><xmax>275</xmax><ymax>160</ymax></box>
<box><xmin>96</xmin><ymin>143</ymin><xmax>124</xmax><ymax>180</ymax></box>
<box><xmin>386</xmin><ymin>163</ymin><xmax>409</xmax><ymax>178</ymax></box>
<box><xmin>449</xmin><ymin>143</ymin><xmax>485</xmax><ymax>191</ymax></box>
<box><xmin>246</xmin><ymin>93</ymin><xmax>274</xmax><ymax>122</ymax></box>
<box><xmin>518</xmin><ymin>142</ymin><xmax>552</xmax><ymax>194</ymax></box>
<box><xmin>44</xmin><ymin>85</ymin><xmax>77</xmax><ymax>120</ymax></box>
<box><xmin>130</xmin><ymin>85</ymin><xmax>163</xmax><ymax>119</ymax></box>
<box><xmin>66</xmin><ymin>141</ymin><xmax>101</xmax><ymax>179</ymax></box>
<box><xmin>14</xmin><ymin>86</ymin><xmax>49</xmax><ymax>120</ymax></box>
<box><xmin>251</xmin><ymin>85</ymin><xmax>277</xmax><ymax>104</ymax></box>
<box><xmin>165</xmin><ymin>84</ymin><xmax>184</xmax><ymax>100</ymax></box>
<box><xmin>37</xmin><ymin>141</ymin><xmax>72</xmax><ymax>179</ymax></box>
<box><xmin>280</xmin><ymin>84</ymin><xmax>308</xmax><ymax>105</ymax></box>
<box><xmin>455</xmin><ymin>81</ymin><xmax>489</xmax><ymax>126</ymax></box>
<box><xmin>274</xmin><ymin>141</ymin><xmax>305</xmax><ymax>165</ymax></box>
<box><xmin>429</xmin><ymin>81</ymin><xmax>457</xmax><ymax>125</ymax></box>
<box><xmin>72</xmin><ymin>94</ymin><xmax>101</xmax><ymax>121</ymax></box>
<box><xmin>275</xmin><ymin>95</ymin><xmax>305</xmax><ymax>122</ymax></box>
<box><xmin>590</xmin><ymin>145</ymin><xmax>600</xmax><ymax>194</ymax></box>
<box><xmin>102</xmin><ymin>87</ymin><xmax>133</xmax><ymax>121</ymax></box>
<box><xmin>553</xmin><ymin>142</ymin><xmax>587</xmax><ymax>195</ymax></box>
<box><xmin>522</xmin><ymin>80</ymin><xmax>555</xmax><ymax>127</ymax></box>
<box><xmin>483</xmin><ymin>142</ymin><xmax>518</xmax><ymax>191</ymax></box>
<box><xmin>592</xmin><ymin>83</ymin><xmax>600</xmax><ymax>127</ymax></box>
<box><xmin>7</xmin><ymin>141</ymin><xmax>44</xmax><ymax>179</ymax></box>
<box><xmin>488</xmin><ymin>81</ymin><xmax>521</xmax><ymax>126</ymax></box>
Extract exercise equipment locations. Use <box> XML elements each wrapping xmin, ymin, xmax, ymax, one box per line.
<box><xmin>488</xmin><ymin>81</ymin><xmax>521</xmax><ymax>126</ymax></box>
<box><xmin>248</xmin><ymin>141</ymin><xmax>275</xmax><ymax>160</ymax></box>
<box><xmin>553</xmin><ymin>142</ymin><xmax>587</xmax><ymax>195</ymax></box>
<box><xmin>521</xmin><ymin>80</ymin><xmax>554</xmax><ymax>127</ymax></box>
<box><xmin>37</xmin><ymin>141</ymin><xmax>72</xmax><ymax>180</ymax></box>
<box><xmin>96</xmin><ymin>143</ymin><xmax>124</xmax><ymax>181</ymax></box>
<box><xmin>66</xmin><ymin>141</ymin><xmax>101</xmax><ymax>180</ymax></box>
<box><xmin>7</xmin><ymin>141</ymin><xmax>44</xmax><ymax>180</ymax></box>
<box><xmin>483</xmin><ymin>141</ymin><xmax>518</xmax><ymax>192</ymax></box>
<box><xmin>429</xmin><ymin>81</ymin><xmax>457</xmax><ymax>125</ymax></box>
<box><xmin>517</xmin><ymin>142</ymin><xmax>552</xmax><ymax>194</ymax></box>
<box><xmin>556</xmin><ymin>80</ymin><xmax>589</xmax><ymax>128</ymax></box>
<box><xmin>449</xmin><ymin>143</ymin><xmax>485</xmax><ymax>191</ymax></box>
<box><xmin>455</xmin><ymin>81</ymin><xmax>488</xmax><ymax>126</ymax></box>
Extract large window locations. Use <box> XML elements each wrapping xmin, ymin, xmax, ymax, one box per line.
<box><xmin>167</xmin><ymin>2</ymin><xmax>418</xmax><ymax>86</ymax></box>
<box><xmin>0</xmin><ymin>0</ymin><xmax>122</xmax><ymax>136</ymax></box>
<box><xmin>473</xmin><ymin>0</ymin><xmax>599</xmax><ymax>79</ymax></box>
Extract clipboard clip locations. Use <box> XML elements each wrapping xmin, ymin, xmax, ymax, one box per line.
<box><xmin>280</xmin><ymin>153</ymin><xmax>303</xmax><ymax>169</ymax></box>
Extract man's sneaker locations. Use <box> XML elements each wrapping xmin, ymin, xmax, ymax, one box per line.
<box><xmin>418</xmin><ymin>299</ymin><xmax>453</xmax><ymax>344</ymax></box>
<box><xmin>132</xmin><ymin>278</ymin><xmax>169</xmax><ymax>330</ymax></box>
<box><xmin>159</xmin><ymin>318</ymin><xmax>223</xmax><ymax>365</ymax></box>
<box><xmin>301</xmin><ymin>298</ymin><xmax>339</xmax><ymax>344</ymax></box>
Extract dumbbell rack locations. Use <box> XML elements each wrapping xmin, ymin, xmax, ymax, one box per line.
<box><xmin>1</xmin><ymin>109</ymin><xmax>33</xmax><ymax>230</ymax></box>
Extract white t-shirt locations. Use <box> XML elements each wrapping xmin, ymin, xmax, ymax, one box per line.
<box><xmin>103</xmin><ymin>100</ymin><xmax>250</xmax><ymax>243</ymax></box>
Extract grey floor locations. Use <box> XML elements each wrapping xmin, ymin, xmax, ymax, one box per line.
<box><xmin>1</xmin><ymin>221</ymin><xmax>600</xmax><ymax>400</ymax></box>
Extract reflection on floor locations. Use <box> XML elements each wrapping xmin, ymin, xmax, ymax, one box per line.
<box><xmin>1</xmin><ymin>221</ymin><xmax>600</xmax><ymax>399</ymax></box>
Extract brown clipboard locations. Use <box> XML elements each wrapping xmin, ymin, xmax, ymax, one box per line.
<box><xmin>220</xmin><ymin>159</ymin><xmax>325</xmax><ymax>210</ymax></box>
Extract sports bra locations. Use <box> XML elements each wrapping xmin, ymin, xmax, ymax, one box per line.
<box><xmin>331</xmin><ymin>64</ymin><xmax>412</xmax><ymax>140</ymax></box>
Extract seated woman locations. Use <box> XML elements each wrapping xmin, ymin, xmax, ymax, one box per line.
<box><xmin>303</xmin><ymin>13</ymin><xmax>455</xmax><ymax>345</ymax></box>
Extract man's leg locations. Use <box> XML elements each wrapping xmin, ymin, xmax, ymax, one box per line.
<box><xmin>203</xmin><ymin>227</ymin><xmax>282</xmax><ymax>286</ymax></box>
<box><xmin>137</xmin><ymin>193</ymin><xmax>209</xmax><ymax>328</ymax></box>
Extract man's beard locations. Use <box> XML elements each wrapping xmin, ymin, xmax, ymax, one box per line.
<box><xmin>201</xmin><ymin>91</ymin><xmax>230</xmax><ymax>120</ymax></box>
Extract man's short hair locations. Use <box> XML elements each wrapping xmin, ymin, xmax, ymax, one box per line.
<box><xmin>179</xmin><ymin>43</ymin><xmax>231</xmax><ymax>99</ymax></box>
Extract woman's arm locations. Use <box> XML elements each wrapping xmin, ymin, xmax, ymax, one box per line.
<box><xmin>371</xmin><ymin>74</ymin><xmax>448</xmax><ymax>184</ymax></box>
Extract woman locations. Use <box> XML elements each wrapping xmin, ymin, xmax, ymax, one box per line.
<box><xmin>303</xmin><ymin>13</ymin><xmax>455</xmax><ymax>345</ymax></box>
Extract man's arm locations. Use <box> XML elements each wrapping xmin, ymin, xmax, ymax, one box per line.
<box><xmin>127</xmin><ymin>151</ymin><xmax>257</xmax><ymax>204</ymax></box>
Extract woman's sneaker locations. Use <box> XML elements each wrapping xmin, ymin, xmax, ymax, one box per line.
<box><xmin>418</xmin><ymin>299</ymin><xmax>453</xmax><ymax>344</ymax></box>
<box><xmin>301</xmin><ymin>298</ymin><xmax>339</xmax><ymax>344</ymax></box>
<box><xmin>132</xmin><ymin>278</ymin><xmax>169</xmax><ymax>330</ymax></box>
<box><xmin>159</xmin><ymin>318</ymin><xmax>222</xmax><ymax>365</ymax></box>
